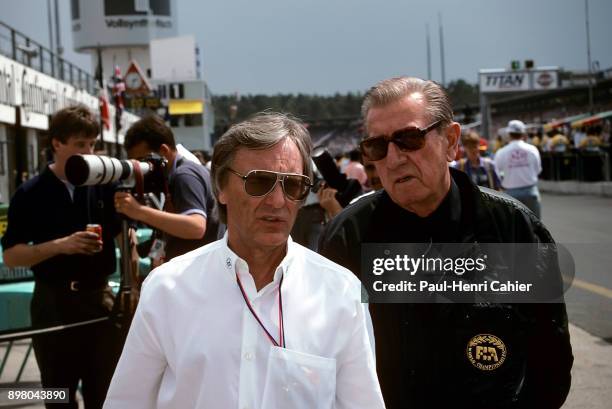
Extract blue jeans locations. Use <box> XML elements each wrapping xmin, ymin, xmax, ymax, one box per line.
<box><xmin>504</xmin><ymin>185</ymin><xmax>541</xmax><ymax>218</ymax></box>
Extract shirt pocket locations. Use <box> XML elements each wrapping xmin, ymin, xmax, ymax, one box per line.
<box><xmin>261</xmin><ymin>346</ymin><xmax>336</xmax><ymax>409</ymax></box>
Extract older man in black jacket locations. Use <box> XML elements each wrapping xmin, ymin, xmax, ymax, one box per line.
<box><xmin>318</xmin><ymin>77</ymin><xmax>573</xmax><ymax>409</ymax></box>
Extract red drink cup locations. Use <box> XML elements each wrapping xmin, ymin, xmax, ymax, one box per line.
<box><xmin>86</xmin><ymin>224</ymin><xmax>102</xmax><ymax>239</ymax></box>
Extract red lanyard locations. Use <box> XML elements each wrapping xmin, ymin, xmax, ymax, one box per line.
<box><xmin>236</xmin><ymin>273</ymin><xmax>286</xmax><ymax>348</ymax></box>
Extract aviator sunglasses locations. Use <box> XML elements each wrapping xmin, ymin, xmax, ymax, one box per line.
<box><xmin>360</xmin><ymin>120</ymin><xmax>442</xmax><ymax>161</ymax></box>
<box><xmin>228</xmin><ymin>169</ymin><xmax>312</xmax><ymax>201</ymax></box>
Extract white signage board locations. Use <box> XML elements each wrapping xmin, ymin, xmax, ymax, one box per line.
<box><xmin>71</xmin><ymin>0</ymin><xmax>178</xmax><ymax>51</ymax></box>
<box><xmin>479</xmin><ymin>68</ymin><xmax>559</xmax><ymax>93</ymax></box>
<box><xmin>0</xmin><ymin>104</ymin><xmax>16</xmax><ymax>125</ymax></box>
<box><xmin>0</xmin><ymin>54</ymin><xmax>98</xmax><ymax>116</ymax></box>
<box><xmin>0</xmin><ymin>53</ymin><xmax>140</xmax><ymax>138</ymax></box>
<box><xmin>19</xmin><ymin>111</ymin><xmax>49</xmax><ymax>130</ymax></box>
<box><xmin>479</xmin><ymin>71</ymin><xmax>530</xmax><ymax>93</ymax></box>
<box><xmin>533</xmin><ymin>70</ymin><xmax>559</xmax><ymax>90</ymax></box>
<box><xmin>0</xmin><ymin>59</ymin><xmax>17</xmax><ymax>117</ymax></box>
<box><xmin>150</xmin><ymin>36</ymin><xmax>198</xmax><ymax>81</ymax></box>
<box><xmin>0</xmin><ymin>53</ymin><xmax>142</xmax><ymax>137</ymax></box>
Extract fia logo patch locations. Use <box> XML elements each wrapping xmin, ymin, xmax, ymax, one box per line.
<box><xmin>466</xmin><ymin>334</ymin><xmax>507</xmax><ymax>371</ymax></box>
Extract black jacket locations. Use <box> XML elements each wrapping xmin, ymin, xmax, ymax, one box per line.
<box><xmin>318</xmin><ymin>168</ymin><xmax>573</xmax><ymax>409</ymax></box>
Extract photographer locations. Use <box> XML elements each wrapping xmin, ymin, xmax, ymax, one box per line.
<box><xmin>318</xmin><ymin>154</ymin><xmax>383</xmax><ymax>221</ymax></box>
<box><xmin>113</xmin><ymin>115</ymin><xmax>219</xmax><ymax>263</ymax></box>
<box><xmin>292</xmin><ymin>148</ymin><xmax>373</xmax><ymax>250</ymax></box>
<box><xmin>1</xmin><ymin>105</ymin><xmax>122</xmax><ymax>408</ymax></box>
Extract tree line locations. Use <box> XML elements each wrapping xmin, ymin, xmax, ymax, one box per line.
<box><xmin>212</xmin><ymin>79</ymin><xmax>479</xmax><ymax>133</ymax></box>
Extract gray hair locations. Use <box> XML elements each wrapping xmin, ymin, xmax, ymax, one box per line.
<box><xmin>211</xmin><ymin>112</ymin><xmax>313</xmax><ymax>224</ymax></box>
<box><xmin>361</xmin><ymin>77</ymin><xmax>454</xmax><ymax>132</ymax></box>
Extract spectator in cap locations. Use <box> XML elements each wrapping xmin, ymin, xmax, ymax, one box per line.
<box><xmin>494</xmin><ymin>119</ymin><xmax>543</xmax><ymax>217</ymax></box>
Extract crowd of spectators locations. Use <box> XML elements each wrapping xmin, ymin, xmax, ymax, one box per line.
<box><xmin>502</xmin><ymin>120</ymin><xmax>611</xmax><ymax>182</ymax></box>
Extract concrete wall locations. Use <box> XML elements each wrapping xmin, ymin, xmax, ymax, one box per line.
<box><xmin>539</xmin><ymin>180</ymin><xmax>612</xmax><ymax>197</ymax></box>
<box><xmin>173</xmin><ymin>126</ymin><xmax>208</xmax><ymax>151</ymax></box>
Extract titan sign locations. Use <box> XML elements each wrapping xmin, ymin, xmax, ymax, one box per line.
<box><xmin>479</xmin><ymin>69</ymin><xmax>559</xmax><ymax>93</ymax></box>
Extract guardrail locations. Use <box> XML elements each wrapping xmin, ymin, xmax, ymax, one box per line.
<box><xmin>540</xmin><ymin>148</ymin><xmax>611</xmax><ymax>182</ymax></box>
<box><xmin>0</xmin><ymin>20</ymin><xmax>95</xmax><ymax>94</ymax></box>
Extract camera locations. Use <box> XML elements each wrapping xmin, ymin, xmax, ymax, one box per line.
<box><xmin>311</xmin><ymin>147</ymin><xmax>362</xmax><ymax>207</ymax></box>
<box><xmin>65</xmin><ymin>154</ymin><xmax>168</xmax><ymax>196</ymax></box>
<box><xmin>309</xmin><ymin>162</ymin><xmax>325</xmax><ymax>194</ymax></box>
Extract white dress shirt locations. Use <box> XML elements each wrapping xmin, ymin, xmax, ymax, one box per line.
<box><xmin>104</xmin><ymin>234</ymin><xmax>384</xmax><ymax>409</ymax></box>
<box><xmin>494</xmin><ymin>140</ymin><xmax>542</xmax><ymax>189</ymax></box>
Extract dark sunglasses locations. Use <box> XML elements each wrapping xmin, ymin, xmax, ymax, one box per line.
<box><xmin>360</xmin><ymin>120</ymin><xmax>443</xmax><ymax>161</ymax></box>
<box><xmin>228</xmin><ymin>169</ymin><xmax>312</xmax><ymax>201</ymax></box>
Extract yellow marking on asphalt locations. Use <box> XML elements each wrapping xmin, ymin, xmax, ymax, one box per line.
<box><xmin>567</xmin><ymin>277</ymin><xmax>612</xmax><ymax>300</ymax></box>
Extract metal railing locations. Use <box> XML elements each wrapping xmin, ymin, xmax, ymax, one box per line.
<box><xmin>0</xmin><ymin>20</ymin><xmax>95</xmax><ymax>94</ymax></box>
<box><xmin>540</xmin><ymin>148</ymin><xmax>611</xmax><ymax>182</ymax></box>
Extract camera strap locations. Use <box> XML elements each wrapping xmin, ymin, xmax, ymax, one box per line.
<box><xmin>130</xmin><ymin>159</ymin><xmax>146</xmax><ymax>201</ymax></box>
<box><xmin>162</xmin><ymin>189</ymin><xmax>175</xmax><ymax>213</ymax></box>
<box><xmin>161</xmin><ymin>156</ymin><xmax>181</xmax><ymax>214</ymax></box>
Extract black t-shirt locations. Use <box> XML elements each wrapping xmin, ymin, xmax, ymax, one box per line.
<box><xmin>1</xmin><ymin>166</ymin><xmax>121</xmax><ymax>283</ymax></box>
<box><xmin>164</xmin><ymin>156</ymin><xmax>219</xmax><ymax>260</ymax></box>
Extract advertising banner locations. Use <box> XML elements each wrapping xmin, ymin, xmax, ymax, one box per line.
<box><xmin>479</xmin><ymin>68</ymin><xmax>559</xmax><ymax>93</ymax></box>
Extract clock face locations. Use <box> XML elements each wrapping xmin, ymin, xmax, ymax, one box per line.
<box><xmin>125</xmin><ymin>72</ymin><xmax>143</xmax><ymax>90</ymax></box>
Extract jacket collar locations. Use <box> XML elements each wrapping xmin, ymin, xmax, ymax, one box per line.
<box><xmin>449</xmin><ymin>167</ymin><xmax>502</xmax><ymax>243</ymax></box>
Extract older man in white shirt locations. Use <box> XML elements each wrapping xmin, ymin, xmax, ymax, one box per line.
<box><xmin>104</xmin><ymin>112</ymin><xmax>384</xmax><ymax>409</ymax></box>
<box><xmin>494</xmin><ymin>119</ymin><xmax>543</xmax><ymax>217</ymax></box>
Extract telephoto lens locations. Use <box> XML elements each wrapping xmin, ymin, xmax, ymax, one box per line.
<box><xmin>65</xmin><ymin>154</ymin><xmax>153</xmax><ymax>187</ymax></box>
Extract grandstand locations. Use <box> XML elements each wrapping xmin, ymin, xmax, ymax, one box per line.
<box><xmin>308</xmin><ymin>117</ymin><xmax>363</xmax><ymax>155</ymax></box>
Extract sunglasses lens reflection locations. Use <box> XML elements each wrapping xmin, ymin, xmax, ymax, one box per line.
<box><xmin>394</xmin><ymin>129</ymin><xmax>426</xmax><ymax>151</ymax></box>
<box><xmin>362</xmin><ymin>138</ymin><xmax>388</xmax><ymax>161</ymax></box>
<box><xmin>244</xmin><ymin>171</ymin><xmax>310</xmax><ymax>200</ymax></box>
<box><xmin>245</xmin><ymin>171</ymin><xmax>277</xmax><ymax>196</ymax></box>
<box><xmin>283</xmin><ymin>175</ymin><xmax>310</xmax><ymax>200</ymax></box>
<box><xmin>361</xmin><ymin>127</ymin><xmax>427</xmax><ymax>160</ymax></box>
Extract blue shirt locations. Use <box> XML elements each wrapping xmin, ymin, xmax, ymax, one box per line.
<box><xmin>164</xmin><ymin>155</ymin><xmax>220</xmax><ymax>260</ymax></box>
<box><xmin>453</xmin><ymin>157</ymin><xmax>501</xmax><ymax>190</ymax></box>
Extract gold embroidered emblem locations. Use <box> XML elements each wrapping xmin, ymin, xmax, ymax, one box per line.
<box><xmin>466</xmin><ymin>334</ymin><xmax>507</xmax><ymax>371</ymax></box>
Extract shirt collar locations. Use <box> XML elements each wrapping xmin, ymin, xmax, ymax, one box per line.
<box><xmin>447</xmin><ymin>176</ymin><xmax>462</xmax><ymax>225</ymax></box>
<box><xmin>169</xmin><ymin>154</ymin><xmax>183</xmax><ymax>178</ymax></box>
<box><xmin>421</xmin><ymin>176</ymin><xmax>461</xmax><ymax>225</ymax></box>
<box><xmin>42</xmin><ymin>164</ymin><xmax>58</xmax><ymax>182</ymax></box>
<box><xmin>44</xmin><ymin>164</ymin><xmax>75</xmax><ymax>189</ymax></box>
<box><xmin>220</xmin><ymin>231</ymin><xmax>296</xmax><ymax>284</ymax></box>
